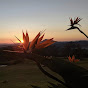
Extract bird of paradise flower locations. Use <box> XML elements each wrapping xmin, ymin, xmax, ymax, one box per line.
<box><xmin>6</xmin><ymin>31</ymin><xmax>67</xmax><ymax>87</ymax></box>
<box><xmin>68</xmin><ymin>55</ymin><xmax>80</xmax><ymax>62</ymax></box>
<box><xmin>66</xmin><ymin>17</ymin><xmax>88</xmax><ymax>38</ymax></box>
<box><xmin>13</xmin><ymin>30</ymin><xmax>56</xmax><ymax>53</ymax></box>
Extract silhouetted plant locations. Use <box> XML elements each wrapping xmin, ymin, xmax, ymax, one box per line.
<box><xmin>4</xmin><ymin>30</ymin><xmax>88</xmax><ymax>88</ymax></box>
<box><xmin>48</xmin><ymin>82</ymin><xmax>64</xmax><ymax>88</ymax></box>
<box><xmin>67</xmin><ymin>17</ymin><xmax>88</xmax><ymax>38</ymax></box>
<box><xmin>31</xmin><ymin>85</ymin><xmax>40</xmax><ymax>88</ymax></box>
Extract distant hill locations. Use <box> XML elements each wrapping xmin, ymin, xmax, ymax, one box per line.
<box><xmin>0</xmin><ymin>40</ymin><xmax>88</xmax><ymax>49</ymax></box>
<box><xmin>0</xmin><ymin>43</ymin><xmax>20</xmax><ymax>48</ymax></box>
<box><xmin>0</xmin><ymin>40</ymin><xmax>88</xmax><ymax>58</ymax></box>
<box><xmin>49</xmin><ymin>40</ymin><xmax>88</xmax><ymax>49</ymax></box>
<box><xmin>0</xmin><ymin>44</ymin><xmax>12</xmax><ymax>48</ymax></box>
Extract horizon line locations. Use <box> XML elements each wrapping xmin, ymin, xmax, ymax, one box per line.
<box><xmin>0</xmin><ymin>39</ymin><xmax>88</xmax><ymax>45</ymax></box>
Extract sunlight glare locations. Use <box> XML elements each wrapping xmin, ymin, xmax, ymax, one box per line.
<box><xmin>21</xmin><ymin>40</ymin><xmax>24</xmax><ymax>43</ymax></box>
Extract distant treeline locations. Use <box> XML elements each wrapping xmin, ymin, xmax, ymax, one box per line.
<box><xmin>0</xmin><ymin>41</ymin><xmax>88</xmax><ymax>63</ymax></box>
<box><xmin>34</xmin><ymin>41</ymin><xmax>88</xmax><ymax>59</ymax></box>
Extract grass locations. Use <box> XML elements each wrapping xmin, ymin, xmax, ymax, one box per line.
<box><xmin>0</xmin><ymin>58</ymin><xmax>88</xmax><ymax>88</ymax></box>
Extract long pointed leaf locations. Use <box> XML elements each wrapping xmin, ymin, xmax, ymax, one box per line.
<box><xmin>29</xmin><ymin>32</ymin><xmax>40</xmax><ymax>50</ymax></box>
<box><xmin>37</xmin><ymin>34</ymin><xmax>45</xmax><ymax>45</ymax></box>
<box><xmin>15</xmin><ymin>36</ymin><xmax>21</xmax><ymax>43</ymax></box>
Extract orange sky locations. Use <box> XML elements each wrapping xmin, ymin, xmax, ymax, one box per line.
<box><xmin>0</xmin><ymin>0</ymin><xmax>88</xmax><ymax>44</ymax></box>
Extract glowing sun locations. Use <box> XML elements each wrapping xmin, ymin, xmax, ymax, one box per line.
<box><xmin>21</xmin><ymin>40</ymin><xmax>24</xmax><ymax>43</ymax></box>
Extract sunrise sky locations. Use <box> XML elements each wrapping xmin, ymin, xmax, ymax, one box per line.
<box><xmin>0</xmin><ymin>0</ymin><xmax>88</xmax><ymax>44</ymax></box>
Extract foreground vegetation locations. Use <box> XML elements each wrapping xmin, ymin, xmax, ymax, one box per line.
<box><xmin>0</xmin><ymin>59</ymin><xmax>64</xmax><ymax>88</ymax></box>
<box><xmin>0</xmin><ymin>57</ymin><xmax>88</xmax><ymax>88</ymax></box>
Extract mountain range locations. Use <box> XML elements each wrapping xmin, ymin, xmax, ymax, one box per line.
<box><xmin>0</xmin><ymin>40</ymin><xmax>88</xmax><ymax>49</ymax></box>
